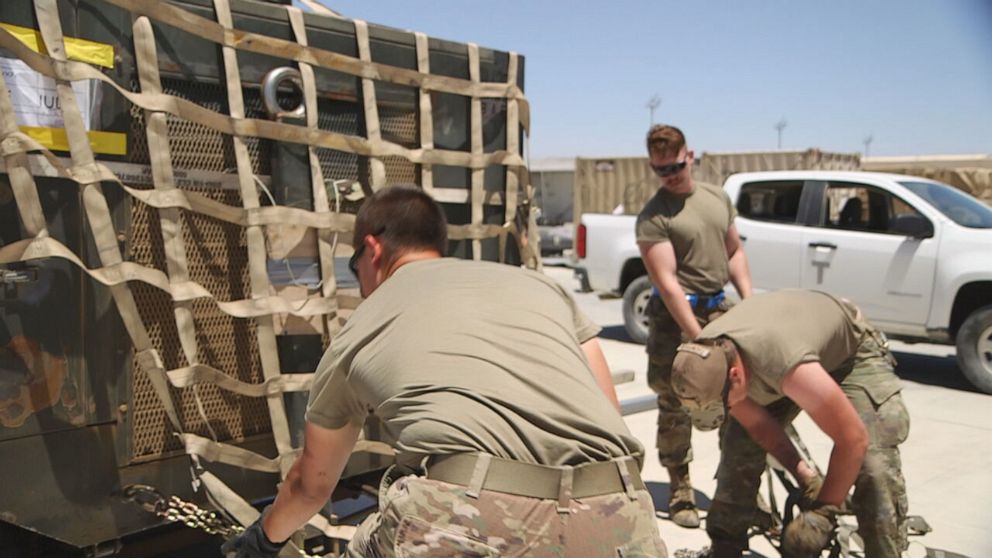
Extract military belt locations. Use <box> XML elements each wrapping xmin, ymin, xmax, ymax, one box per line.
<box><xmin>651</xmin><ymin>288</ymin><xmax>725</xmax><ymax>310</ymax></box>
<box><xmin>423</xmin><ymin>453</ymin><xmax>645</xmax><ymax>501</ymax></box>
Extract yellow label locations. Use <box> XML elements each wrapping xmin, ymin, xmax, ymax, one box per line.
<box><xmin>21</xmin><ymin>126</ymin><xmax>127</xmax><ymax>156</ymax></box>
<box><xmin>0</xmin><ymin>23</ymin><xmax>114</xmax><ymax>68</ymax></box>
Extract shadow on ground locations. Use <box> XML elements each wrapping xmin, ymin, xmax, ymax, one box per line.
<box><xmin>600</xmin><ymin>325</ymin><xmax>639</xmax><ymax>344</ymax></box>
<box><xmin>648</xmin><ymin>480</ymin><xmax>775</xmax><ymax>558</ymax></box>
<box><xmin>646</xmin><ymin>480</ymin><xmax>713</xmax><ymax>514</ymax></box>
<box><xmin>891</xmin><ymin>350</ymin><xmax>982</xmax><ymax>394</ymax></box>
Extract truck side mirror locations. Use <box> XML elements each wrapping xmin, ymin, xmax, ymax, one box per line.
<box><xmin>891</xmin><ymin>214</ymin><xmax>934</xmax><ymax>239</ymax></box>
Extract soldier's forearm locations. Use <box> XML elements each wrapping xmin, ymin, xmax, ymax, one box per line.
<box><xmin>727</xmin><ymin>250</ymin><xmax>753</xmax><ymax>299</ymax></box>
<box><xmin>656</xmin><ymin>285</ymin><xmax>701</xmax><ymax>338</ymax></box>
<box><xmin>818</xmin><ymin>442</ymin><xmax>866</xmax><ymax>507</ymax></box>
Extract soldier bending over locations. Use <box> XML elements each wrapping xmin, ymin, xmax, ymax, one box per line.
<box><xmin>224</xmin><ymin>185</ymin><xmax>668</xmax><ymax>557</ymax></box>
<box><xmin>671</xmin><ymin>289</ymin><xmax>910</xmax><ymax>558</ymax></box>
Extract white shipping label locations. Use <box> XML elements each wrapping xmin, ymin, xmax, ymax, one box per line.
<box><xmin>1</xmin><ymin>56</ymin><xmax>97</xmax><ymax>130</ymax></box>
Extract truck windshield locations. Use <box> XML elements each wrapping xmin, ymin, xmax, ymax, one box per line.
<box><xmin>900</xmin><ymin>181</ymin><xmax>992</xmax><ymax>228</ymax></box>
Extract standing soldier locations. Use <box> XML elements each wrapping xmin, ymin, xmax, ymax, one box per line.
<box><xmin>223</xmin><ymin>185</ymin><xmax>668</xmax><ymax>558</ymax></box>
<box><xmin>671</xmin><ymin>289</ymin><xmax>910</xmax><ymax>557</ymax></box>
<box><xmin>636</xmin><ymin>124</ymin><xmax>752</xmax><ymax>527</ymax></box>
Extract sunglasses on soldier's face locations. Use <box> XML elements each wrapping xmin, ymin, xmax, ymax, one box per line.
<box><xmin>651</xmin><ymin>160</ymin><xmax>688</xmax><ymax>178</ymax></box>
<box><xmin>348</xmin><ymin>227</ymin><xmax>386</xmax><ymax>277</ymax></box>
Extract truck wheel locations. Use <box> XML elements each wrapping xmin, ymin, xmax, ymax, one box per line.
<box><xmin>956</xmin><ymin>305</ymin><xmax>992</xmax><ymax>394</ymax></box>
<box><xmin>622</xmin><ymin>276</ymin><xmax>652</xmax><ymax>344</ymax></box>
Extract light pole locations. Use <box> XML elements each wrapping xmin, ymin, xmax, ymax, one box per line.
<box><xmin>774</xmin><ymin>118</ymin><xmax>788</xmax><ymax>149</ymax></box>
<box><xmin>863</xmin><ymin>134</ymin><xmax>874</xmax><ymax>158</ymax></box>
<box><xmin>646</xmin><ymin>95</ymin><xmax>661</xmax><ymax>126</ymax></box>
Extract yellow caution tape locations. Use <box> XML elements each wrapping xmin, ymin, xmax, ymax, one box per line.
<box><xmin>0</xmin><ymin>22</ymin><xmax>115</xmax><ymax>68</ymax></box>
<box><xmin>20</xmin><ymin>125</ymin><xmax>127</xmax><ymax>156</ymax></box>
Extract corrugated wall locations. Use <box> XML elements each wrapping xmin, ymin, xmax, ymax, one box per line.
<box><xmin>696</xmin><ymin>149</ymin><xmax>861</xmax><ymax>186</ymax></box>
<box><xmin>573</xmin><ymin>149</ymin><xmax>862</xmax><ymax>223</ymax></box>
<box><xmin>573</xmin><ymin>157</ymin><xmax>655</xmax><ymax>222</ymax></box>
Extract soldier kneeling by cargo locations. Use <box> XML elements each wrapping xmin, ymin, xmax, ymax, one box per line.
<box><xmin>223</xmin><ymin>185</ymin><xmax>668</xmax><ymax>558</ymax></box>
<box><xmin>671</xmin><ymin>289</ymin><xmax>910</xmax><ymax>558</ymax></box>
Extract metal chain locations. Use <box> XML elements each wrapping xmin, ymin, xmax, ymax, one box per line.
<box><xmin>160</xmin><ymin>494</ymin><xmax>244</xmax><ymax>538</ymax></box>
<box><xmin>122</xmin><ymin>485</ymin><xmax>330</xmax><ymax>557</ymax></box>
<box><xmin>673</xmin><ymin>547</ymin><xmax>712</xmax><ymax>558</ymax></box>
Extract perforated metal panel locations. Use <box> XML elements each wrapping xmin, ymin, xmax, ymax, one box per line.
<box><xmin>128</xmin><ymin>78</ymin><xmax>387</xmax><ymax>189</ymax></box>
<box><xmin>127</xmin><ymin>187</ymin><xmax>271</xmax><ymax>459</ymax></box>
<box><xmin>379</xmin><ymin>108</ymin><xmax>418</xmax><ymax>184</ymax></box>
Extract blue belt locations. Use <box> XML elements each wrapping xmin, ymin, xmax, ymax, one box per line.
<box><xmin>651</xmin><ymin>288</ymin><xmax>725</xmax><ymax>310</ymax></box>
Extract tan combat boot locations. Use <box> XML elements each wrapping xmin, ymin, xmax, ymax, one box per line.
<box><xmin>667</xmin><ymin>464</ymin><xmax>700</xmax><ymax>528</ymax></box>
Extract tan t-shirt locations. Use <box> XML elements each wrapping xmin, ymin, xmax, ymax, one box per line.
<box><xmin>306</xmin><ymin>258</ymin><xmax>644</xmax><ymax>467</ymax></box>
<box><xmin>697</xmin><ymin>289</ymin><xmax>865</xmax><ymax>406</ymax></box>
<box><xmin>636</xmin><ymin>182</ymin><xmax>736</xmax><ymax>294</ymax></box>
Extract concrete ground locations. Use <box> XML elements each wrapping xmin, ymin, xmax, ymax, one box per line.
<box><xmin>543</xmin><ymin>265</ymin><xmax>991</xmax><ymax>558</ymax></box>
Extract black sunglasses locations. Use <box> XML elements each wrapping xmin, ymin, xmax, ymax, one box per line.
<box><xmin>651</xmin><ymin>160</ymin><xmax>687</xmax><ymax>178</ymax></box>
<box><xmin>348</xmin><ymin>227</ymin><xmax>385</xmax><ymax>276</ymax></box>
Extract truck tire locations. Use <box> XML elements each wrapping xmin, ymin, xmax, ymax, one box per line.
<box><xmin>622</xmin><ymin>276</ymin><xmax>652</xmax><ymax>344</ymax></box>
<box><xmin>956</xmin><ymin>305</ymin><xmax>992</xmax><ymax>394</ymax></box>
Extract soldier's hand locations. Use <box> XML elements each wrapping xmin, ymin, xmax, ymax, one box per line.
<box><xmin>220</xmin><ymin>517</ymin><xmax>286</xmax><ymax>558</ymax></box>
<box><xmin>781</xmin><ymin>502</ymin><xmax>841</xmax><ymax>558</ymax></box>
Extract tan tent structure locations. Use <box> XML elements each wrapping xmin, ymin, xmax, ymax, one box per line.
<box><xmin>573</xmin><ymin>148</ymin><xmax>862</xmax><ymax>223</ymax></box>
<box><xmin>863</xmin><ymin>155</ymin><xmax>992</xmax><ymax>205</ymax></box>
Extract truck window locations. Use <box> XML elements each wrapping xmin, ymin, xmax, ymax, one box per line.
<box><xmin>737</xmin><ymin>180</ymin><xmax>803</xmax><ymax>224</ymax></box>
<box><xmin>900</xmin><ymin>180</ymin><xmax>992</xmax><ymax>228</ymax></box>
<box><xmin>823</xmin><ymin>182</ymin><xmax>925</xmax><ymax>234</ymax></box>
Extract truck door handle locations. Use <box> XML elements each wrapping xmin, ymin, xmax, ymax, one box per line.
<box><xmin>808</xmin><ymin>242</ymin><xmax>837</xmax><ymax>249</ymax></box>
<box><xmin>739</xmin><ymin>235</ymin><xmax>747</xmax><ymax>242</ymax></box>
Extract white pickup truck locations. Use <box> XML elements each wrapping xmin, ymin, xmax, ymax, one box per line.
<box><xmin>574</xmin><ymin>170</ymin><xmax>992</xmax><ymax>394</ymax></box>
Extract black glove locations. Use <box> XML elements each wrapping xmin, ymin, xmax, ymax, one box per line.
<box><xmin>221</xmin><ymin>517</ymin><xmax>286</xmax><ymax>558</ymax></box>
<box><xmin>781</xmin><ymin>502</ymin><xmax>841</xmax><ymax>558</ymax></box>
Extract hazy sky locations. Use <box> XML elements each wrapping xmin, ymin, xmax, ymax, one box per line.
<box><xmin>310</xmin><ymin>1</ymin><xmax>991</xmax><ymax>159</ymax></box>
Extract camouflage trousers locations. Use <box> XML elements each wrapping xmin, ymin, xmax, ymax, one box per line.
<box><xmin>646</xmin><ymin>295</ymin><xmax>732</xmax><ymax>467</ymax></box>
<box><xmin>348</xmin><ymin>467</ymin><xmax>668</xmax><ymax>558</ymax></box>
<box><xmin>707</xmin><ymin>336</ymin><xmax>911</xmax><ymax>558</ymax></box>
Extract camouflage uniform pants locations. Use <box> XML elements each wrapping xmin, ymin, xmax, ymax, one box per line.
<box><xmin>348</xmin><ymin>468</ymin><xmax>668</xmax><ymax>558</ymax></box>
<box><xmin>707</xmin><ymin>334</ymin><xmax>910</xmax><ymax>557</ymax></box>
<box><xmin>646</xmin><ymin>295</ymin><xmax>732</xmax><ymax>467</ymax></box>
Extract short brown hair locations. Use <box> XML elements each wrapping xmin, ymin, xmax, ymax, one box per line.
<box><xmin>646</xmin><ymin>124</ymin><xmax>687</xmax><ymax>158</ymax></box>
<box><xmin>353</xmin><ymin>184</ymin><xmax>447</xmax><ymax>262</ymax></box>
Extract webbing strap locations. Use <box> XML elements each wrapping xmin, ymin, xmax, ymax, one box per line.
<box><xmin>199</xmin><ymin>470</ymin><xmax>260</xmax><ymax>526</ymax></box>
<box><xmin>3</xmin><ymin>135</ymin><xmax>500</xmax><ymax>249</ymax></box>
<box><xmin>298</xmin><ymin>0</ymin><xmax>342</xmax><ymax>18</ymax></box>
<box><xmin>835</xmin><ymin>524</ymin><xmax>859</xmax><ymax>557</ymax></box>
<box><xmin>0</xmin><ymin>237</ymin><xmax>340</xmax><ymax>318</ymax></box>
<box><xmin>0</xmin><ymin>29</ymin><xmax>525</xmax><ymax>170</ymax></box>
<box><xmin>168</xmin><ymin>366</ymin><xmax>312</xmax><ymax>396</ymax></box>
<box><xmin>501</xmin><ymin>52</ymin><xmax>521</xmax><ymax>263</ymax></box>
<box><xmin>134</xmin><ymin>17</ymin><xmax>203</xmax><ymax>421</ymax></box>
<box><xmin>33</xmin><ymin>0</ymin><xmax>184</xmax><ymax>434</ymax></box>
<box><xmin>0</xmin><ymin>81</ymin><xmax>48</xmax><ymax>238</ymax></box>
<box><xmin>468</xmin><ymin>43</ymin><xmax>484</xmax><ymax>260</ymax></box>
<box><xmin>213</xmin><ymin>0</ymin><xmax>293</xmax><ymax>469</ymax></box>
<box><xmin>183</xmin><ymin>433</ymin><xmax>298</xmax><ymax>473</ymax></box>
<box><xmin>96</xmin><ymin>0</ymin><xmax>528</xmax><ymax>113</ymax></box>
<box><xmin>354</xmin><ymin>20</ymin><xmax>386</xmax><ymax>190</ymax></box>
<box><xmin>287</xmin><ymin>6</ymin><xmax>339</xmax><ymax>311</ymax></box>
<box><xmin>466</xmin><ymin>453</ymin><xmax>492</xmax><ymax>499</ymax></box>
<box><xmin>556</xmin><ymin>467</ymin><xmax>574</xmax><ymax>514</ymax></box>
<box><xmin>203</xmin><ymin>468</ymin><xmax>357</xmax><ymax>542</ymax></box>
<box><xmin>615</xmin><ymin>456</ymin><xmax>638</xmax><ymax>501</ymax></box>
<box><xmin>415</xmin><ymin>31</ymin><xmax>434</xmax><ymax>195</ymax></box>
<box><xmin>0</xmin><ymin>132</ymin><xmax>358</xmax><ymax>230</ymax></box>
